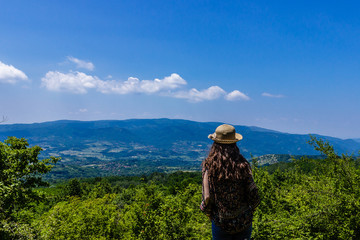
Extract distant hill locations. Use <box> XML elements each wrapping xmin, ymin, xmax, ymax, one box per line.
<box><xmin>1</xmin><ymin>118</ymin><xmax>359</xmax><ymax>160</ymax></box>
<box><xmin>0</xmin><ymin>119</ymin><xmax>359</xmax><ymax>178</ymax></box>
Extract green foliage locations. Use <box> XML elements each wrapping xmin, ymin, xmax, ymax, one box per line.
<box><xmin>34</xmin><ymin>183</ymin><xmax>211</xmax><ymax>240</ymax></box>
<box><xmin>0</xmin><ymin>137</ymin><xmax>59</xmax><ymax>239</ymax></box>
<box><xmin>0</xmin><ymin>221</ymin><xmax>36</xmax><ymax>240</ymax></box>
<box><xmin>252</xmin><ymin>136</ymin><xmax>360</xmax><ymax>239</ymax></box>
<box><xmin>35</xmin><ymin>194</ymin><xmax>122</xmax><ymax>240</ymax></box>
<box><xmin>88</xmin><ymin>179</ymin><xmax>113</xmax><ymax>199</ymax></box>
<box><xmin>65</xmin><ymin>178</ymin><xmax>82</xmax><ymax>197</ymax></box>
<box><xmin>2</xmin><ymin>136</ymin><xmax>360</xmax><ymax>239</ymax></box>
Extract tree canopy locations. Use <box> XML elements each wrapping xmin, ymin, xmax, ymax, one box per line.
<box><xmin>0</xmin><ymin>137</ymin><xmax>59</xmax><ymax>238</ymax></box>
<box><xmin>1</xmin><ymin>136</ymin><xmax>359</xmax><ymax>239</ymax></box>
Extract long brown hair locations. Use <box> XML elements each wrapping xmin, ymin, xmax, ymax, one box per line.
<box><xmin>202</xmin><ymin>142</ymin><xmax>251</xmax><ymax>182</ymax></box>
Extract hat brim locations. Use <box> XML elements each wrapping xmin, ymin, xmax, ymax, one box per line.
<box><xmin>208</xmin><ymin>133</ymin><xmax>243</xmax><ymax>144</ymax></box>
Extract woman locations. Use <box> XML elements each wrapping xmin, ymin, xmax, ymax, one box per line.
<box><xmin>200</xmin><ymin>124</ymin><xmax>260</xmax><ymax>240</ymax></box>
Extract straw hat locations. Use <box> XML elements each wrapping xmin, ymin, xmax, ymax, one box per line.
<box><xmin>208</xmin><ymin>124</ymin><xmax>243</xmax><ymax>144</ymax></box>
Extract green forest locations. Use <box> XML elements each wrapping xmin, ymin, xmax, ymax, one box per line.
<box><xmin>1</xmin><ymin>136</ymin><xmax>360</xmax><ymax>239</ymax></box>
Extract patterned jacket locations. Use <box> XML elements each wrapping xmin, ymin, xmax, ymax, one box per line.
<box><xmin>200</xmin><ymin>161</ymin><xmax>260</xmax><ymax>233</ymax></box>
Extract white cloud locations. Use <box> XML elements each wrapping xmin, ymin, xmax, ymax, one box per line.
<box><xmin>95</xmin><ymin>73</ymin><xmax>187</xmax><ymax>94</ymax></box>
<box><xmin>41</xmin><ymin>71</ymin><xmax>101</xmax><ymax>94</ymax></box>
<box><xmin>41</xmin><ymin>70</ymin><xmax>250</xmax><ymax>103</ymax></box>
<box><xmin>262</xmin><ymin>92</ymin><xmax>285</xmax><ymax>98</ymax></box>
<box><xmin>68</xmin><ymin>56</ymin><xmax>95</xmax><ymax>71</ymax></box>
<box><xmin>97</xmin><ymin>77</ymin><xmax>138</xmax><ymax>94</ymax></box>
<box><xmin>0</xmin><ymin>61</ymin><xmax>28</xmax><ymax>84</ymax></box>
<box><xmin>173</xmin><ymin>86</ymin><xmax>226</xmax><ymax>102</ymax></box>
<box><xmin>41</xmin><ymin>72</ymin><xmax>186</xmax><ymax>95</ymax></box>
<box><xmin>225</xmin><ymin>90</ymin><xmax>250</xmax><ymax>101</ymax></box>
<box><xmin>79</xmin><ymin>108</ymin><xmax>88</xmax><ymax>113</ymax></box>
<box><xmin>141</xmin><ymin>73</ymin><xmax>187</xmax><ymax>93</ymax></box>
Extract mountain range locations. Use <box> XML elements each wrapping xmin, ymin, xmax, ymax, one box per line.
<box><xmin>0</xmin><ymin>119</ymin><xmax>359</xmax><ymax>178</ymax></box>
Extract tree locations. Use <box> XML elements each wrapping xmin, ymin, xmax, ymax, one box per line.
<box><xmin>65</xmin><ymin>178</ymin><xmax>82</xmax><ymax>197</ymax></box>
<box><xmin>35</xmin><ymin>194</ymin><xmax>122</xmax><ymax>240</ymax></box>
<box><xmin>0</xmin><ymin>137</ymin><xmax>59</xmax><ymax>220</ymax></box>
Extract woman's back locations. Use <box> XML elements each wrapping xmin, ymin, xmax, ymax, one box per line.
<box><xmin>200</xmin><ymin>124</ymin><xmax>260</xmax><ymax>239</ymax></box>
<box><xmin>209</xmin><ymin>175</ymin><xmax>259</xmax><ymax>233</ymax></box>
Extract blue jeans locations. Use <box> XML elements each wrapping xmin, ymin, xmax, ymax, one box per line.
<box><xmin>212</xmin><ymin>221</ymin><xmax>252</xmax><ymax>240</ymax></box>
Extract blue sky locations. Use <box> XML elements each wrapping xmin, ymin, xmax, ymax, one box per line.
<box><xmin>1</xmin><ymin>0</ymin><xmax>359</xmax><ymax>139</ymax></box>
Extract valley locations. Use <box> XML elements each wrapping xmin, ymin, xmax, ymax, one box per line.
<box><xmin>1</xmin><ymin>118</ymin><xmax>359</xmax><ymax>180</ymax></box>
